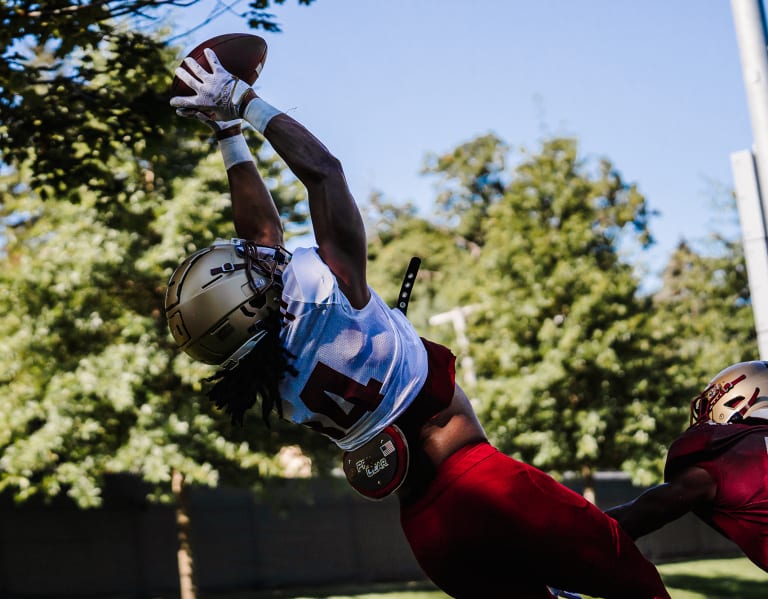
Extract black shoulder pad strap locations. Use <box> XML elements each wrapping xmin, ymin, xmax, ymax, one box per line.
<box><xmin>396</xmin><ymin>257</ymin><xmax>421</xmax><ymax>315</ymax></box>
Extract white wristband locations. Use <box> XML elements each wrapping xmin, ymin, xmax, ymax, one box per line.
<box><xmin>218</xmin><ymin>134</ymin><xmax>253</xmax><ymax>170</ymax></box>
<box><xmin>242</xmin><ymin>97</ymin><xmax>282</xmax><ymax>134</ymax></box>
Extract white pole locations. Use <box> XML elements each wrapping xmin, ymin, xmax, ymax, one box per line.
<box><xmin>731</xmin><ymin>0</ymin><xmax>768</xmax><ymax>359</ymax></box>
<box><xmin>731</xmin><ymin>150</ymin><xmax>768</xmax><ymax>358</ymax></box>
<box><xmin>429</xmin><ymin>305</ymin><xmax>479</xmax><ymax>386</ymax></box>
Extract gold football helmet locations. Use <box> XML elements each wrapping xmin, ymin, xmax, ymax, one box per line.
<box><xmin>165</xmin><ymin>239</ymin><xmax>290</xmax><ymax>369</ymax></box>
<box><xmin>690</xmin><ymin>361</ymin><xmax>768</xmax><ymax>426</ymax></box>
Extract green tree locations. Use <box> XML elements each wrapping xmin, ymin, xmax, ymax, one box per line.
<box><xmin>0</xmin><ymin>0</ymin><xmax>314</xmax><ymax>203</ymax></box>
<box><xmin>0</xmin><ymin>141</ymin><xmax>317</xmax><ymax>508</ymax></box>
<box><xmin>365</xmin><ymin>192</ymin><xmax>478</xmax><ymax>333</ymax></box>
<box><xmin>416</xmin><ymin>134</ymin><xmax>758</xmax><ymax>490</ymax></box>
<box><xmin>365</xmin><ymin>137</ymin><xmax>517</xmax><ymax>385</ymax></box>
<box><xmin>422</xmin><ymin>137</ymin><xmax>659</xmax><ymax>498</ymax></box>
<box><xmin>652</xmin><ymin>235</ymin><xmax>755</xmax><ymax>386</ymax></box>
<box><xmin>621</xmin><ymin>233</ymin><xmax>758</xmax><ymax>484</ymax></box>
<box><xmin>422</xmin><ymin>133</ymin><xmax>508</xmax><ymax>246</ymax></box>
<box><xmin>359</xmin><ymin>132</ymin><xmax>760</xmax><ymax>498</ymax></box>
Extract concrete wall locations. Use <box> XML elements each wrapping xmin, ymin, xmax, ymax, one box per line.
<box><xmin>0</xmin><ymin>474</ymin><xmax>741</xmax><ymax>598</ymax></box>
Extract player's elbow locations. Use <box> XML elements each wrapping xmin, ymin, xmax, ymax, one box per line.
<box><xmin>306</xmin><ymin>152</ymin><xmax>345</xmax><ymax>185</ymax></box>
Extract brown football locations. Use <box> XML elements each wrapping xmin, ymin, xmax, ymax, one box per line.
<box><xmin>170</xmin><ymin>33</ymin><xmax>268</xmax><ymax>97</ymax></box>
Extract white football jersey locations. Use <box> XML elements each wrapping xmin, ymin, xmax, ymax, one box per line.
<box><xmin>278</xmin><ymin>247</ymin><xmax>428</xmax><ymax>451</ymax></box>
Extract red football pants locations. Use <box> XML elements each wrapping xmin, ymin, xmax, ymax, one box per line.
<box><xmin>400</xmin><ymin>442</ymin><xmax>670</xmax><ymax>599</ymax></box>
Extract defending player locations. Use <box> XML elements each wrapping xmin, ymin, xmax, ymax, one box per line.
<box><xmin>167</xmin><ymin>47</ymin><xmax>671</xmax><ymax>599</ymax></box>
<box><xmin>607</xmin><ymin>361</ymin><xmax>768</xmax><ymax>572</ymax></box>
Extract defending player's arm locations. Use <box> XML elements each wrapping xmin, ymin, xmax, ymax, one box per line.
<box><xmin>605</xmin><ymin>465</ymin><xmax>717</xmax><ymax>539</ymax></box>
<box><xmin>170</xmin><ymin>49</ymin><xmax>369</xmax><ymax>308</ymax></box>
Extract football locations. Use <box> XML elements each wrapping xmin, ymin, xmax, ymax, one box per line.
<box><xmin>170</xmin><ymin>33</ymin><xmax>268</xmax><ymax>97</ymax></box>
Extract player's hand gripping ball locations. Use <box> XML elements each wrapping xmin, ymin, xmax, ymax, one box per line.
<box><xmin>170</xmin><ymin>33</ymin><xmax>268</xmax><ymax>97</ymax></box>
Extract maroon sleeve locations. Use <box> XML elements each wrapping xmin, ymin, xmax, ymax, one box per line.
<box><xmin>420</xmin><ymin>337</ymin><xmax>456</xmax><ymax>407</ymax></box>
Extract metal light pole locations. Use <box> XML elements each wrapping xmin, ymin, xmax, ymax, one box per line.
<box><xmin>730</xmin><ymin>0</ymin><xmax>768</xmax><ymax>359</ymax></box>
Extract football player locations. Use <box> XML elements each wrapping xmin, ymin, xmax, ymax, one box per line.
<box><xmin>606</xmin><ymin>360</ymin><xmax>768</xmax><ymax>572</ymax></box>
<box><xmin>167</xmin><ymin>48</ymin><xmax>671</xmax><ymax>599</ymax></box>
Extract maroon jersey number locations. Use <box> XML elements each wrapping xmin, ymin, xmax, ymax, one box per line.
<box><xmin>299</xmin><ymin>362</ymin><xmax>384</xmax><ymax>439</ymax></box>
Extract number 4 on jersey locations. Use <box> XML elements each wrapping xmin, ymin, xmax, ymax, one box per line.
<box><xmin>300</xmin><ymin>362</ymin><xmax>384</xmax><ymax>439</ymax></box>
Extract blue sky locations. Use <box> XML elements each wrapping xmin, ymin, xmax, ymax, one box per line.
<box><xmin>164</xmin><ymin>0</ymin><xmax>755</xmax><ymax>284</ymax></box>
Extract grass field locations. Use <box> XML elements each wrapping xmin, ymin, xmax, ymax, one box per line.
<box><xmin>652</xmin><ymin>556</ymin><xmax>766</xmax><ymax>599</ymax></box>
<box><xmin>220</xmin><ymin>556</ymin><xmax>766</xmax><ymax>599</ymax></box>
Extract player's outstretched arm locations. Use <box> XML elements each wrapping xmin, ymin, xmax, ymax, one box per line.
<box><xmin>258</xmin><ymin>112</ymin><xmax>369</xmax><ymax>308</ymax></box>
<box><xmin>170</xmin><ymin>49</ymin><xmax>368</xmax><ymax>307</ymax></box>
<box><xmin>227</xmin><ymin>158</ymin><xmax>284</xmax><ymax>246</ymax></box>
<box><xmin>172</xmin><ymin>106</ymin><xmax>283</xmax><ymax>246</ymax></box>
<box><xmin>605</xmin><ymin>466</ymin><xmax>716</xmax><ymax>539</ymax></box>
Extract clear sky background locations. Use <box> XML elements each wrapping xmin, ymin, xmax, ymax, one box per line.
<box><xmin>164</xmin><ymin>0</ymin><xmax>755</xmax><ymax>286</ymax></box>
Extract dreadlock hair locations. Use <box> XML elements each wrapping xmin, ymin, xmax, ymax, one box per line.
<box><xmin>205</xmin><ymin>308</ymin><xmax>297</xmax><ymax>426</ymax></box>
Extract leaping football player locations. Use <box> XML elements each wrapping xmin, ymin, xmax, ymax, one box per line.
<box><xmin>166</xmin><ymin>45</ymin><xmax>672</xmax><ymax>599</ymax></box>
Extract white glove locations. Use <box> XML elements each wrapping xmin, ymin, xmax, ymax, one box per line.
<box><xmin>175</xmin><ymin>107</ymin><xmax>242</xmax><ymax>139</ymax></box>
<box><xmin>170</xmin><ymin>48</ymin><xmax>253</xmax><ymax>121</ymax></box>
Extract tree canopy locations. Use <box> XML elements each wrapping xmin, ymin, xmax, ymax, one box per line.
<box><xmin>367</xmin><ymin>135</ymin><xmax>756</xmax><ymax>486</ymax></box>
<box><xmin>0</xmin><ymin>1</ymin><xmax>314</xmax><ymax>202</ymax></box>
